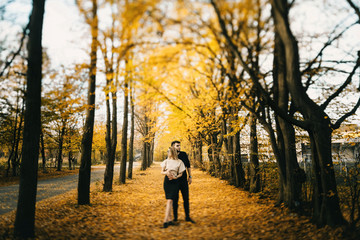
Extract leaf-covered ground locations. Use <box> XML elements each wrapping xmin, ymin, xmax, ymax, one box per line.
<box><xmin>0</xmin><ymin>163</ymin><xmax>352</xmax><ymax>239</ymax></box>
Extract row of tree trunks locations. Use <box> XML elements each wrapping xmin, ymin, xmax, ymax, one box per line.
<box><xmin>140</xmin><ymin>106</ymin><xmax>155</xmax><ymax>171</ymax></box>
<box><xmin>223</xmin><ymin>105</ymin><xmax>245</xmax><ymax>187</ymax></box>
<box><xmin>195</xmin><ymin>135</ymin><xmax>203</xmax><ymax>169</ymax></box>
<box><xmin>210</xmin><ymin>0</ymin><xmax>305</xmax><ymax>214</ymax></box>
<box><xmin>6</xmin><ymin>90</ymin><xmax>24</xmax><ymax>177</ymax></box>
<box><xmin>190</xmin><ymin>133</ymin><xmax>203</xmax><ymax>170</ymax></box>
<box><xmin>14</xmin><ymin>0</ymin><xmax>46</xmax><ymax>237</ymax></box>
<box><xmin>141</xmin><ymin>140</ymin><xmax>155</xmax><ymax>170</ymax></box>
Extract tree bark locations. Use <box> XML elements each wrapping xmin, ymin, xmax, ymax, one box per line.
<box><xmin>233</xmin><ymin>130</ymin><xmax>245</xmax><ymax>188</ymax></box>
<box><xmin>141</xmin><ymin>140</ymin><xmax>147</xmax><ymax>170</ymax></box>
<box><xmin>68</xmin><ymin>150</ymin><xmax>72</xmax><ymax>170</ymax></box>
<box><xmin>14</xmin><ymin>0</ymin><xmax>45</xmax><ymax>237</ymax></box>
<box><xmin>128</xmin><ymin>79</ymin><xmax>135</xmax><ymax>179</ymax></box>
<box><xmin>40</xmin><ymin>126</ymin><xmax>47</xmax><ymax>172</ymax></box>
<box><xmin>273</xmin><ymin>26</ymin><xmax>304</xmax><ymax>209</ymax></box>
<box><xmin>119</xmin><ymin>77</ymin><xmax>129</xmax><ymax>184</ymax></box>
<box><xmin>56</xmin><ymin>122</ymin><xmax>65</xmax><ymax>171</ymax></box>
<box><xmin>149</xmin><ymin>138</ymin><xmax>154</xmax><ymax>167</ymax></box>
<box><xmin>77</xmin><ymin>0</ymin><xmax>98</xmax><ymax>205</ymax></box>
<box><xmin>249</xmin><ymin>112</ymin><xmax>260</xmax><ymax>193</ymax></box>
<box><xmin>196</xmin><ymin>134</ymin><xmax>203</xmax><ymax>169</ymax></box>
<box><xmin>103</xmin><ymin>72</ymin><xmax>116</xmax><ymax>192</ymax></box>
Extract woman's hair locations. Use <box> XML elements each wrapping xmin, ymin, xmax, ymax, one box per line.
<box><xmin>168</xmin><ymin>146</ymin><xmax>178</xmax><ymax>160</ymax></box>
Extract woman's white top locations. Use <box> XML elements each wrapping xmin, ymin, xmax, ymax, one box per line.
<box><xmin>161</xmin><ymin>159</ymin><xmax>186</xmax><ymax>177</ymax></box>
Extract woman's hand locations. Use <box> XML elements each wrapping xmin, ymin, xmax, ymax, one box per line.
<box><xmin>166</xmin><ymin>170</ymin><xmax>175</xmax><ymax>180</ymax></box>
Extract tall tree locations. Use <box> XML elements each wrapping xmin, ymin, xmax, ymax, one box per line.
<box><xmin>128</xmin><ymin>78</ymin><xmax>135</xmax><ymax>179</ymax></box>
<box><xmin>270</xmin><ymin>0</ymin><xmax>360</xmax><ymax>226</ymax></box>
<box><xmin>210</xmin><ymin>0</ymin><xmax>305</xmax><ymax>210</ymax></box>
<box><xmin>119</xmin><ymin>62</ymin><xmax>129</xmax><ymax>184</ymax></box>
<box><xmin>272</xmin><ymin>25</ymin><xmax>304</xmax><ymax>209</ymax></box>
<box><xmin>77</xmin><ymin>0</ymin><xmax>98</xmax><ymax>205</ymax></box>
<box><xmin>14</xmin><ymin>0</ymin><xmax>46</xmax><ymax>237</ymax></box>
<box><xmin>101</xmin><ymin>14</ymin><xmax>118</xmax><ymax>192</ymax></box>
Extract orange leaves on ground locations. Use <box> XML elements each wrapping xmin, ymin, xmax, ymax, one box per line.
<box><xmin>0</xmin><ymin>163</ymin><xmax>346</xmax><ymax>239</ymax></box>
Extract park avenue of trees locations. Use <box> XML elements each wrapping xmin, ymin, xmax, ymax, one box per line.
<box><xmin>0</xmin><ymin>0</ymin><xmax>360</xmax><ymax>238</ymax></box>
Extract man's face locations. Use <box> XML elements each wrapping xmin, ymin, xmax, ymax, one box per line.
<box><xmin>174</xmin><ymin>143</ymin><xmax>181</xmax><ymax>152</ymax></box>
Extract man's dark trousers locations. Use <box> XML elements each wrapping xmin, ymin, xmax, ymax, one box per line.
<box><xmin>173</xmin><ymin>177</ymin><xmax>189</xmax><ymax>220</ymax></box>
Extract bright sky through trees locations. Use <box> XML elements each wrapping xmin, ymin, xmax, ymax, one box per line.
<box><xmin>1</xmin><ymin>0</ymin><xmax>360</xmax><ymax>123</ymax></box>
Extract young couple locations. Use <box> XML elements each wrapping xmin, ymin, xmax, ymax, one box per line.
<box><xmin>160</xmin><ymin>140</ymin><xmax>195</xmax><ymax>228</ymax></box>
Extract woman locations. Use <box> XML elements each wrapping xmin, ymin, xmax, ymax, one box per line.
<box><xmin>160</xmin><ymin>146</ymin><xmax>186</xmax><ymax>228</ymax></box>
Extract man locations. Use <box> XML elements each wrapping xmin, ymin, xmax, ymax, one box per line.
<box><xmin>171</xmin><ymin>140</ymin><xmax>195</xmax><ymax>223</ymax></box>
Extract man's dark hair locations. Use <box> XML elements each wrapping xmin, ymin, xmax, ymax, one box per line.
<box><xmin>171</xmin><ymin>140</ymin><xmax>181</xmax><ymax>146</ymax></box>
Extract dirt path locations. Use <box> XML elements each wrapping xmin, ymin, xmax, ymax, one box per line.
<box><xmin>0</xmin><ymin>162</ymin><xmax>140</xmax><ymax>215</ymax></box>
<box><xmin>0</xmin><ymin>162</ymin><xmax>346</xmax><ymax>239</ymax></box>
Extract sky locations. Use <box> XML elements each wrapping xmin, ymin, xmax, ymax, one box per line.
<box><xmin>1</xmin><ymin>0</ymin><xmax>89</xmax><ymax>66</ymax></box>
<box><xmin>1</xmin><ymin>0</ymin><xmax>360</xmax><ymax>125</ymax></box>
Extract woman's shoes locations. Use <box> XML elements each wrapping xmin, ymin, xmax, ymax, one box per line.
<box><xmin>162</xmin><ymin>221</ymin><xmax>176</xmax><ymax>228</ymax></box>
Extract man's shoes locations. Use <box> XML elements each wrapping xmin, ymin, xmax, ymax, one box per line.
<box><xmin>168</xmin><ymin>221</ymin><xmax>176</xmax><ymax>226</ymax></box>
<box><xmin>185</xmin><ymin>217</ymin><xmax>195</xmax><ymax>223</ymax></box>
<box><xmin>162</xmin><ymin>222</ymin><xmax>169</xmax><ymax>228</ymax></box>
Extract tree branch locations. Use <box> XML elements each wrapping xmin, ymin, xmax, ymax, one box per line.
<box><xmin>0</xmin><ymin>21</ymin><xmax>29</xmax><ymax>78</ymax></box>
<box><xmin>347</xmin><ymin>0</ymin><xmax>360</xmax><ymax>22</ymax></box>
<box><xmin>321</xmin><ymin>53</ymin><xmax>360</xmax><ymax>110</ymax></box>
<box><xmin>332</xmin><ymin>96</ymin><xmax>360</xmax><ymax>130</ymax></box>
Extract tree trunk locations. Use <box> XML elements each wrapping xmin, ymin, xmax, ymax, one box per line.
<box><xmin>103</xmin><ymin>73</ymin><xmax>114</xmax><ymax>191</ymax></box>
<box><xmin>311</xmin><ymin>125</ymin><xmax>343</xmax><ymax>226</ymax></box>
<box><xmin>11</xmin><ymin>110</ymin><xmax>23</xmax><ymax>177</ymax></box>
<box><xmin>273</xmin><ymin>26</ymin><xmax>304</xmax><ymax>209</ymax></box>
<box><xmin>68</xmin><ymin>151</ymin><xmax>72</xmax><ymax>170</ymax></box>
<box><xmin>249</xmin><ymin>113</ymin><xmax>260</xmax><ymax>193</ymax></box>
<box><xmin>110</xmin><ymin>83</ymin><xmax>117</xmax><ymax>175</ymax></box>
<box><xmin>196</xmin><ymin>135</ymin><xmax>203</xmax><ymax>169</ymax></box>
<box><xmin>128</xmin><ymin>79</ymin><xmax>135</xmax><ymax>179</ymax></box>
<box><xmin>77</xmin><ymin>0</ymin><xmax>98</xmax><ymax>205</ymax></box>
<box><xmin>56</xmin><ymin>122</ymin><xmax>65</xmax><ymax>171</ymax></box>
<box><xmin>149</xmin><ymin>138</ymin><xmax>154</xmax><ymax>167</ymax></box>
<box><xmin>234</xmin><ymin>130</ymin><xmax>245</xmax><ymax>188</ymax></box>
<box><xmin>141</xmin><ymin>141</ymin><xmax>147</xmax><ymax>170</ymax></box>
<box><xmin>14</xmin><ymin>0</ymin><xmax>45</xmax><ymax>237</ymax></box>
<box><xmin>119</xmin><ymin>78</ymin><xmax>129</xmax><ymax>184</ymax></box>
<box><xmin>146</xmin><ymin>142</ymin><xmax>151</xmax><ymax>168</ymax></box>
<box><xmin>40</xmin><ymin>126</ymin><xmax>47</xmax><ymax>173</ymax></box>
